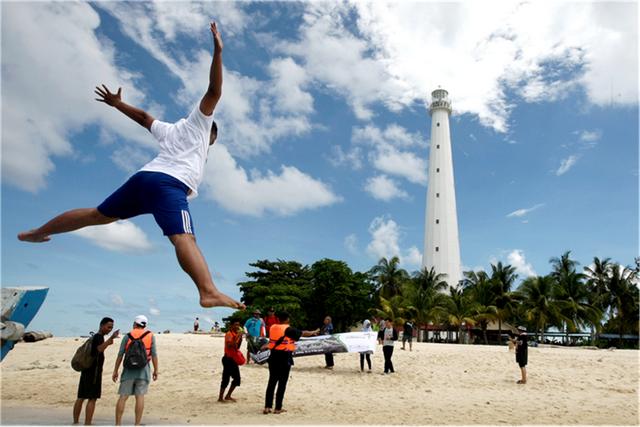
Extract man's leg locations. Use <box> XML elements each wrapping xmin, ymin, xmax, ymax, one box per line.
<box><xmin>84</xmin><ymin>399</ymin><xmax>97</xmax><ymax>425</ymax></box>
<box><xmin>274</xmin><ymin>363</ymin><xmax>291</xmax><ymax>412</ymax></box>
<box><xmin>19</xmin><ymin>208</ymin><xmax>117</xmax><ymax>242</ymax></box>
<box><xmin>134</xmin><ymin>395</ymin><xmax>144</xmax><ymax>425</ymax></box>
<box><xmin>115</xmin><ymin>395</ymin><xmax>128</xmax><ymax>426</ymax></box>
<box><xmin>73</xmin><ymin>399</ymin><xmax>84</xmax><ymax>424</ymax></box>
<box><xmin>520</xmin><ymin>366</ymin><xmax>527</xmax><ymax>383</ymax></box>
<box><xmin>168</xmin><ymin>234</ymin><xmax>244</xmax><ymax>309</ymax></box>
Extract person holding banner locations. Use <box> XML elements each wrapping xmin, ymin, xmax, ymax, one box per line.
<box><xmin>382</xmin><ymin>319</ymin><xmax>398</xmax><ymax>374</ymax></box>
<box><xmin>218</xmin><ymin>320</ymin><xmax>243</xmax><ymax>402</ymax></box>
<box><xmin>359</xmin><ymin>319</ymin><xmax>373</xmax><ymax>373</ymax></box>
<box><xmin>263</xmin><ymin>311</ymin><xmax>318</xmax><ymax>414</ymax></box>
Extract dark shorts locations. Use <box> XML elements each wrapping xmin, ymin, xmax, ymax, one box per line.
<box><xmin>516</xmin><ymin>352</ymin><xmax>528</xmax><ymax>367</ymax></box>
<box><xmin>98</xmin><ymin>171</ymin><xmax>194</xmax><ymax>236</ymax></box>
<box><xmin>221</xmin><ymin>356</ymin><xmax>241</xmax><ymax>388</ymax></box>
<box><xmin>78</xmin><ymin>366</ymin><xmax>102</xmax><ymax>399</ymax></box>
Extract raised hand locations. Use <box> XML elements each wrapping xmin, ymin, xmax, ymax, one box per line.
<box><xmin>95</xmin><ymin>84</ymin><xmax>122</xmax><ymax>107</ymax></box>
<box><xmin>211</xmin><ymin>21</ymin><xmax>223</xmax><ymax>51</ymax></box>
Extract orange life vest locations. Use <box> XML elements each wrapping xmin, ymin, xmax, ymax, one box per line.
<box><xmin>268</xmin><ymin>324</ymin><xmax>296</xmax><ymax>351</ymax></box>
<box><xmin>125</xmin><ymin>328</ymin><xmax>153</xmax><ymax>360</ymax></box>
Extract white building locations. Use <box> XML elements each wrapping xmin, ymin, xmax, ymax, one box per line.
<box><xmin>422</xmin><ymin>88</ymin><xmax>462</xmax><ymax>287</ymax></box>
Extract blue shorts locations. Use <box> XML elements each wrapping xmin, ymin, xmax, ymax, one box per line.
<box><xmin>97</xmin><ymin>171</ymin><xmax>195</xmax><ymax>236</ymax></box>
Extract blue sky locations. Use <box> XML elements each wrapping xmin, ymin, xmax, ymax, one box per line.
<box><xmin>2</xmin><ymin>1</ymin><xmax>637</xmax><ymax>336</ymax></box>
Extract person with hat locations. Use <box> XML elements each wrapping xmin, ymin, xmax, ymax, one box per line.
<box><xmin>112</xmin><ymin>315</ymin><xmax>158</xmax><ymax>425</ymax></box>
<box><xmin>244</xmin><ymin>309</ymin><xmax>266</xmax><ymax>363</ymax></box>
<box><xmin>514</xmin><ymin>326</ymin><xmax>528</xmax><ymax>384</ymax></box>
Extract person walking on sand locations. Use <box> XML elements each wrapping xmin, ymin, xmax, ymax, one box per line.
<box><xmin>262</xmin><ymin>311</ymin><xmax>318</xmax><ymax>415</ymax></box>
<box><xmin>194</xmin><ymin>317</ymin><xmax>200</xmax><ymax>332</ymax></box>
<box><xmin>359</xmin><ymin>319</ymin><xmax>373</xmax><ymax>373</ymax></box>
<box><xmin>382</xmin><ymin>319</ymin><xmax>398</xmax><ymax>374</ymax></box>
<box><xmin>402</xmin><ymin>320</ymin><xmax>414</xmax><ymax>351</ymax></box>
<box><xmin>112</xmin><ymin>315</ymin><xmax>158</xmax><ymax>426</ymax></box>
<box><xmin>17</xmin><ymin>21</ymin><xmax>243</xmax><ymax>311</ymax></box>
<box><xmin>218</xmin><ymin>319</ymin><xmax>243</xmax><ymax>402</ymax></box>
<box><xmin>320</xmin><ymin>315</ymin><xmax>334</xmax><ymax>369</ymax></box>
<box><xmin>514</xmin><ymin>325</ymin><xmax>528</xmax><ymax>384</ymax></box>
<box><xmin>73</xmin><ymin>317</ymin><xmax>119</xmax><ymax>425</ymax></box>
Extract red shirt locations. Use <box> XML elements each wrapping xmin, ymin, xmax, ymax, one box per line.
<box><xmin>224</xmin><ymin>329</ymin><xmax>242</xmax><ymax>358</ymax></box>
<box><xmin>265</xmin><ymin>314</ymin><xmax>278</xmax><ymax>335</ymax></box>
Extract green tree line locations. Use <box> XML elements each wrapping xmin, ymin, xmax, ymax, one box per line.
<box><xmin>226</xmin><ymin>252</ymin><xmax>639</xmax><ymax>348</ymax></box>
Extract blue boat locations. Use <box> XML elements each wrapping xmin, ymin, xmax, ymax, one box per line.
<box><xmin>1</xmin><ymin>286</ymin><xmax>49</xmax><ymax>361</ymax></box>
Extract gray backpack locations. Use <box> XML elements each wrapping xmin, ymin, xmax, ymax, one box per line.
<box><xmin>71</xmin><ymin>337</ymin><xmax>95</xmax><ymax>371</ymax></box>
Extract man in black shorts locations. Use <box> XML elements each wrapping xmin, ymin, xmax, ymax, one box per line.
<box><xmin>73</xmin><ymin>317</ymin><xmax>119</xmax><ymax>425</ymax></box>
<box><xmin>17</xmin><ymin>21</ymin><xmax>243</xmax><ymax>310</ymax></box>
<box><xmin>515</xmin><ymin>326</ymin><xmax>528</xmax><ymax>384</ymax></box>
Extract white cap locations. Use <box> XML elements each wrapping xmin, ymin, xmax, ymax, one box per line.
<box><xmin>134</xmin><ymin>315</ymin><xmax>148</xmax><ymax>327</ymax></box>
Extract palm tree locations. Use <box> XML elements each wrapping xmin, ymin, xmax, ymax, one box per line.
<box><xmin>490</xmin><ymin>262</ymin><xmax>518</xmax><ymax>344</ymax></box>
<box><xmin>403</xmin><ymin>267</ymin><xmax>449</xmax><ymax>341</ymax></box>
<box><xmin>370</xmin><ymin>295</ymin><xmax>407</xmax><ymax>326</ymax></box>
<box><xmin>518</xmin><ymin>275</ymin><xmax>562</xmax><ymax>342</ymax></box>
<box><xmin>369</xmin><ymin>256</ymin><xmax>409</xmax><ymax>299</ymax></box>
<box><xmin>445</xmin><ymin>287</ymin><xmax>476</xmax><ymax>343</ymax></box>
<box><xmin>550</xmin><ymin>251</ymin><xmax>601</xmax><ymax>344</ymax></box>
<box><xmin>606</xmin><ymin>264</ymin><xmax>639</xmax><ymax>345</ymax></box>
<box><xmin>584</xmin><ymin>257</ymin><xmax>612</xmax><ymax>343</ymax></box>
<box><xmin>462</xmin><ymin>270</ymin><xmax>497</xmax><ymax>344</ymax></box>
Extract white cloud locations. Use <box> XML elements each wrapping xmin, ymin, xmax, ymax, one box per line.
<box><xmin>352</xmin><ymin>125</ymin><xmax>426</xmax><ymax>149</ymax></box>
<box><xmin>344</xmin><ymin>234</ymin><xmax>358</xmax><ymax>255</ymax></box>
<box><xmin>201</xmin><ymin>144</ymin><xmax>341</xmax><ymax>216</ymax></box>
<box><xmin>404</xmin><ymin>246</ymin><xmax>423</xmax><ymax>268</ymax></box>
<box><xmin>556</xmin><ymin>155</ymin><xmax>579</xmax><ymax>176</ymax></box>
<box><xmin>506</xmin><ymin>249</ymin><xmax>536</xmax><ymax>278</ymax></box>
<box><xmin>268</xmin><ymin>57</ymin><xmax>314</xmax><ymax>115</ymax></box>
<box><xmin>506</xmin><ymin>203</ymin><xmax>544</xmax><ymax>218</ymax></box>
<box><xmin>73</xmin><ymin>220</ymin><xmax>153</xmax><ymax>253</ymax></box>
<box><xmin>328</xmin><ymin>146</ymin><xmax>364</xmax><ymax>170</ymax></box>
<box><xmin>111</xmin><ymin>294</ymin><xmax>124</xmax><ymax>307</ymax></box>
<box><xmin>578</xmin><ymin>130</ymin><xmax>602</xmax><ymax>142</ymax></box>
<box><xmin>282</xmin><ymin>2</ymin><xmax>637</xmax><ymax>131</ymax></box>
<box><xmin>149</xmin><ymin>307</ymin><xmax>161</xmax><ymax>316</ymax></box>
<box><xmin>1</xmin><ymin>2</ymin><xmax>151</xmax><ymax>192</ymax></box>
<box><xmin>364</xmin><ymin>175</ymin><xmax>409</xmax><ymax>201</ymax></box>
<box><xmin>372</xmin><ymin>146</ymin><xmax>427</xmax><ymax>185</ymax></box>
<box><xmin>366</xmin><ymin>216</ymin><xmax>421</xmax><ymax>267</ymax></box>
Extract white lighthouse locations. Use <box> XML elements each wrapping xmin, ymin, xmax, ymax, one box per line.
<box><xmin>422</xmin><ymin>88</ymin><xmax>462</xmax><ymax>287</ymax></box>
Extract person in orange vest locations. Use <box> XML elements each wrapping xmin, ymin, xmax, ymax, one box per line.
<box><xmin>112</xmin><ymin>315</ymin><xmax>158</xmax><ymax>425</ymax></box>
<box><xmin>218</xmin><ymin>319</ymin><xmax>243</xmax><ymax>402</ymax></box>
<box><xmin>262</xmin><ymin>311</ymin><xmax>319</xmax><ymax>414</ymax></box>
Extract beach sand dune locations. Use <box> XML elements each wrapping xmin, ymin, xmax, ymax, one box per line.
<box><xmin>1</xmin><ymin>334</ymin><xmax>638</xmax><ymax>425</ymax></box>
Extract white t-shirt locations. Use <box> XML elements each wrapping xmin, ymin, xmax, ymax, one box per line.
<box><xmin>139</xmin><ymin>105</ymin><xmax>214</xmax><ymax>198</ymax></box>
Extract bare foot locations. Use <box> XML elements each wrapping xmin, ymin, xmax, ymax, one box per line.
<box><xmin>263</xmin><ymin>408</ymin><xmax>272</xmax><ymax>414</ymax></box>
<box><xmin>199</xmin><ymin>289</ymin><xmax>245</xmax><ymax>309</ymax></box>
<box><xmin>217</xmin><ymin>398</ymin><xmax>225</xmax><ymax>402</ymax></box>
<box><xmin>224</xmin><ymin>396</ymin><xmax>236</xmax><ymax>402</ymax></box>
<box><xmin>516</xmin><ymin>380</ymin><xmax>526</xmax><ymax>384</ymax></box>
<box><xmin>274</xmin><ymin>409</ymin><xmax>287</xmax><ymax>414</ymax></box>
<box><xmin>18</xmin><ymin>230</ymin><xmax>51</xmax><ymax>243</ymax></box>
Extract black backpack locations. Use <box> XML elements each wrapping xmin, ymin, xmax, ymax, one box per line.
<box><xmin>123</xmin><ymin>331</ymin><xmax>151</xmax><ymax>369</ymax></box>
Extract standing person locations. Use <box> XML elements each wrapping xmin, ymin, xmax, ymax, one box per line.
<box><xmin>381</xmin><ymin>319</ymin><xmax>398</xmax><ymax>374</ymax></box>
<box><xmin>359</xmin><ymin>319</ymin><xmax>373</xmax><ymax>373</ymax></box>
<box><xmin>112</xmin><ymin>315</ymin><xmax>158</xmax><ymax>426</ymax></box>
<box><xmin>244</xmin><ymin>309</ymin><xmax>266</xmax><ymax>363</ymax></box>
<box><xmin>263</xmin><ymin>311</ymin><xmax>318</xmax><ymax>414</ymax></box>
<box><xmin>514</xmin><ymin>326</ymin><xmax>528</xmax><ymax>384</ymax></box>
<box><xmin>73</xmin><ymin>317</ymin><xmax>119</xmax><ymax>425</ymax></box>
<box><xmin>16</xmin><ymin>21</ymin><xmax>243</xmax><ymax>311</ymax></box>
<box><xmin>194</xmin><ymin>317</ymin><xmax>200</xmax><ymax>332</ymax></box>
<box><xmin>320</xmin><ymin>315</ymin><xmax>334</xmax><ymax>369</ymax></box>
<box><xmin>402</xmin><ymin>320</ymin><xmax>414</xmax><ymax>351</ymax></box>
<box><xmin>218</xmin><ymin>320</ymin><xmax>243</xmax><ymax>402</ymax></box>
<box><xmin>264</xmin><ymin>308</ymin><xmax>277</xmax><ymax>338</ymax></box>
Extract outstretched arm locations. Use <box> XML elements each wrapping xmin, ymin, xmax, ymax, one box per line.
<box><xmin>95</xmin><ymin>85</ymin><xmax>154</xmax><ymax>131</ymax></box>
<box><xmin>199</xmin><ymin>21</ymin><xmax>223</xmax><ymax>116</ymax></box>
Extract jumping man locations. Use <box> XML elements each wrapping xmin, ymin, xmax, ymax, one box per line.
<box><xmin>18</xmin><ymin>22</ymin><xmax>243</xmax><ymax>310</ymax></box>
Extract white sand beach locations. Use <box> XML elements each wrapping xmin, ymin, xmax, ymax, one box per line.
<box><xmin>1</xmin><ymin>334</ymin><xmax>638</xmax><ymax>425</ymax></box>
